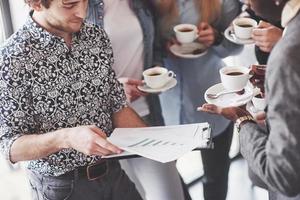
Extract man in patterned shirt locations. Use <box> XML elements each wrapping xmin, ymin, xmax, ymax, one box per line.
<box><xmin>0</xmin><ymin>0</ymin><xmax>146</xmax><ymax>199</ymax></box>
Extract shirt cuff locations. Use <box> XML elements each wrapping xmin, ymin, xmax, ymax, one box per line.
<box><xmin>2</xmin><ymin>134</ymin><xmax>24</xmax><ymax>164</ymax></box>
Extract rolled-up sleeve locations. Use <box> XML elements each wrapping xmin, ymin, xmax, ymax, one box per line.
<box><xmin>107</xmin><ymin>67</ymin><xmax>127</xmax><ymax>113</ymax></box>
<box><xmin>0</xmin><ymin>56</ymin><xmax>35</xmax><ymax>163</ymax></box>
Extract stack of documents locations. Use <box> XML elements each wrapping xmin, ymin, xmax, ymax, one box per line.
<box><xmin>105</xmin><ymin>123</ymin><xmax>211</xmax><ymax>163</ymax></box>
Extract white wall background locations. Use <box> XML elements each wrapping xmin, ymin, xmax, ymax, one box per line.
<box><xmin>9</xmin><ymin>0</ymin><xmax>29</xmax><ymax>31</ymax></box>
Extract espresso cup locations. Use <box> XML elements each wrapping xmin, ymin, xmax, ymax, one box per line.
<box><xmin>173</xmin><ymin>24</ymin><xmax>198</xmax><ymax>44</ymax></box>
<box><xmin>232</xmin><ymin>18</ymin><xmax>257</xmax><ymax>39</ymax></box>
<box><xmin>251</xmin><ymin>64</ymin><xmax>266</xmax><ymax>76</ymax></box>
<box><xmin>143</xmin><ymin>67</ymin><xmax>175</xmax><ymax>89</ymax></box>
<box><xmin>252</xmin><ymin>93</ymin><xmax>266</xmax><ymax>111</ymax></box>
<box><xmin>220</xmin><ymin>66</ymin><xmax>250</xmax><ymax>91</ymax></box>
<box><xmin>250</xmin><ymin>64</ymin><xmax>266</xmax><ymax>93</ymax></box>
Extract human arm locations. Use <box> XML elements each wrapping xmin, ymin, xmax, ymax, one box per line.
<box><xmin>198</xmin><ymin>102</ymin><xmax>300</xmax><ymax>196</ymax></box>
<box><xmin>239</xmin><ymin>49</ymin><xmax>300</xmax><ymax>196</ymax></box>
<box><xmin>9</xmin><ymin>125</ymin><xmax>122</xmax><ymax>163</ymax></box>
<box><xmin>252</xmin><ymin>20</ymin><xmax>283</xmax><ymax>52</ymax></box>
<box><xmin>113</xmin><ymin>106</ymin><xmax>147</xmax><ymax>128</ymax></box>
<box><xmin>118</xmin><ymin>77</ymin><xmax>147</xmax><ymax>103</ymax></box>
<box><xmin>0</xmin><ymin>78</ymin><xmax>121</xmax><ymax>163</ymax></box>
<box><xmin>199</xmin><ymin>45</ymin><xmax>300</xmax><ymax>196</ymax></box>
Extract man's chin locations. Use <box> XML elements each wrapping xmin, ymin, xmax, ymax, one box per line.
<box><xmin>68</xmin><ymin>25</ymin><xmax>83</xmax><ymax>33</ymax></box>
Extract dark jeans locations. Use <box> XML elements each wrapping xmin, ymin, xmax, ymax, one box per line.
<box><xmin>201</xmin><ymin>123</ymin><xmax>234</xmax><ymax>200</ymax></box>
<box><xmin>27</xmin><ymin>161</ymin><xmax>142</xmax><ymax>200</ymax></box>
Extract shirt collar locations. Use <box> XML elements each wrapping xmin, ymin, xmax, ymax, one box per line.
<box><xmin>282</xmin><ymin>0</ymin><xmax>300</xmax><ymax>27</ymax></box>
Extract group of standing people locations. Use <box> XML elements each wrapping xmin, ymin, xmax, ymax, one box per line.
<box><xmin>0</xmin><ymin>0</ymin><xmax>300</xmax><ymax>200</ymax></box>
<box><xmin>201</xmin><ymin>0</ymin><xmax>300</xmax><ymax>200</ymax></box>
<box><xmin>87</xmin><ymin>0</ymin><xmax>242</xmax><ymax>199</ymax></box>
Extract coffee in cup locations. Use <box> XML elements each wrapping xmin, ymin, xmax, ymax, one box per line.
<box><xmin>173</xmin><ymin>24</ymin><xmax>198</xmax><ymax>44</ymax></box>
<box><xmin>220</xmin><ymin>66</ymin><xmax>250</xmax><ymax>91</ymax></box>
<box><xmin>232</xmin><ymin>18</ymin><xmax>257</xmax><ymax>39</ymax></box>
<box><xmin>143</xmin><ymin>67</ymin><xmax>175</xmax><ymax>89</ymax></box>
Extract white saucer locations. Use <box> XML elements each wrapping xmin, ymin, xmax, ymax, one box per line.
<box><xmin>204</xmin><ymin>83</ymin><xmax>254</xmax><ymax>107</ymax></box>
<box><xmin>169</xmin><ymin>42</ymin><xmax>207</xmax><ymax>59</ymax></box>
<box><xmin>224</xmin><ymin>26</ymin><xmax>254</xmax><ymax>45</ymax></box>
<box><xmin>137</xmin><ymin>78</ymin><xmax>177</xmax><ymax>93</ymax></box>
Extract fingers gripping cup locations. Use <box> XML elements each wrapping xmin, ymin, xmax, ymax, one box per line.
<box><xmin>220</xmin><ymin>66</ymin><xmax>250</xmax><ymax>91</ymax></box>
<box><xmin>143</xmin><ymin>67</ymin><xmax>175</xmax><ymax>89</ymax></box>
<box><xmin>173</xmin><ymin>24</ymin><xmax>198</xmax><ymax>44</ymax></box>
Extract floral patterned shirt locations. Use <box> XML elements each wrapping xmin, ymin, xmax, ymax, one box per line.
<box><xmin>0</xmin><ymin>16</ymin><xmax>126</xmax><ymax>176</ymax></box>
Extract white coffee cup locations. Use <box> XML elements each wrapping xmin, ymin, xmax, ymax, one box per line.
<box><xmin>252</xmin><ymin>94</ymin><xmax>266</xmax><ymax>111</ymax></box>
<box><xmin>220</xmin><ymin>66</ymin><xmax>250</xmax><ymax>91</ymax></box>
<box><xmin>232</xmin><ymin>18</ymin><xmax>257</xmax><ymax>39</ymax></box>
<box><xmin>173</xmin><ymin>24</ymin><xmax>198</xmax><ymax>44</ymax></box>
<box><xmin>143</xmin><ymin>67</ymin><xmax>175</xmax><ymax>89</ymax></box>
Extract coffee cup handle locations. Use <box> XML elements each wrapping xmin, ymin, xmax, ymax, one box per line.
<box><xmin>248</xmin><ymin>68</ymin><xmax>254</xmax><ymax>78</ymax></box>
<box><xmin>168</xmin><ymin>71</ymin><xmax>176</xmax><ymax>80</ymax></box>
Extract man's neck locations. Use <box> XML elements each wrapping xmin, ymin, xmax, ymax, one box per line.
<box><xmin>32</xmin><ymin>11</ymin><xmax>73</xmax><ymax>47</ymax></box>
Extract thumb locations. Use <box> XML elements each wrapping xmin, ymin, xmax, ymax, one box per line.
<box><xmin>198</xmin><ymin>22</ymin><xmax>209</xmax><ymax>31</ymax></box>
<box><xmin>255</xmin><ymin>112</ymin><xmax>266</xmax><ymax>121</ymax></box>
<box><xmin>257</xmin><ymin>20</ymin><xmax>271</xmax><ymax>28</ymax></box>
<box><xmin>126</xmin><ymin>78</ymin><xmax>144</xmax><ymax>86</ymax></box>
<box><xmin>89</xmin><ymin>125</ymin><xmax>107</xmax><ymax>138</ymax></box>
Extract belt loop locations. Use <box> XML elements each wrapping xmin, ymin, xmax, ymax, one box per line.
<box><xmin>86</xmin><ymin>160</ymin><xmax>108</xmax><ymax>181</ymax></box>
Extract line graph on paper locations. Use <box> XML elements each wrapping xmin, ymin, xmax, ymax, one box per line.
<box><xmin>106</xmin><ymin>123</ymin><xmax>211</xmax><ymax>163</ymax></box>
<box><xmin>128</xmin><ymin>138</ymin><xmax>185</xmax><ymax>148</ymax></box>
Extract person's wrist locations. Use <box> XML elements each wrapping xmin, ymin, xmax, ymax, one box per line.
<box><xmin>56</xmin><ymin>128</ymin><xmax>70</xmax><ymax>149</ymax></box>
<box><xmin>235</xmin><ymin>115</ymin><xmax>256</xmax><ymax>132</ymax></box>
<box><xmin>213</xmin><ymin>29</ymin><xmax>224</xmax><ymax>46</ymax></box>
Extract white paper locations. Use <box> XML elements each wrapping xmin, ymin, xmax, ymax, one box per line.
<box><xmin>104</xmin><ymin>123</ymin><xmax>211</xmax><ymax>163</ymax></box>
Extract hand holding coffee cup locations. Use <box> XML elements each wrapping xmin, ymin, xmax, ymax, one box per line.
<box><xmin>198</xmin><ymin>22</ymin><xmax>216</xmax><ymax>47</ymax></box>
<box><xmin>143</xmin><ymin>67</ymin><xmax>175</xmax><ymax>89</ymax></box>
<box><xmin>233</xmin><ymin>18</ymin><xmax>257</xmax><ymax>39</ymax></box>
<box><xmin>174</xmin><ymin>24</ymin><xmax>198</xmax><ymax>44</ymax></box>
<box><xmin>252</xmin><ymin>20</ymin><xmax>283</xmax><ymax>53</ymax></box>
<box><xmin>220</xmin><ymin>66</ymin><xmax>250</xmax><ymax>91</ymax></box>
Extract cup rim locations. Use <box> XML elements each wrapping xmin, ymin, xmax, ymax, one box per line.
<box><xmin>219</xmin><ymin>66</ymin><xmax>250</xmax><ymax>77</ymax></box>
<box><xmin>143</xmin><ymin>67</ymin><xmax>168</xmax><ymax>77</ymax></box>
<box><xmin>173</xmin><ymin>24</ymin><xmax>197</xmax><ymax>33</ymax></box>
<box><xmin>233</xmin><ymin>18</ymin><xmax>257</xmax><ymax>28</ymax></box>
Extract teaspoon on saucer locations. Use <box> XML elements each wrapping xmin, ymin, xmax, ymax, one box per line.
<box><xmin>229</xmin><ymin>29</ymin><xmax>238</xmax><ymax>41</ymax></box>
<box><xmin>206</xmin><ymin>89</ymin><xmax>243</xmax><ymax>99</ymax></box>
